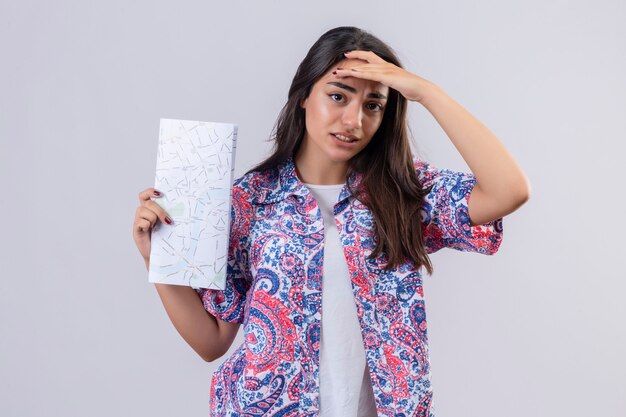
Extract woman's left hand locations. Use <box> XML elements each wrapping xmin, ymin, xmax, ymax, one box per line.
<box><xmin>335</xmin><ymin>50</ymin><xmax>435</xmax><ymax>103</ymax></box>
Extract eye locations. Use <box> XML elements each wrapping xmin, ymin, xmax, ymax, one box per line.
<box><xmin>367</xmin><ymin>102</ymin><xmax>384</xmax><ymax>112</ymax></box>
<box><xmin>329</xmin><ymin>93</ymin><xmax>344</xmax><ymax>102</ymax></box>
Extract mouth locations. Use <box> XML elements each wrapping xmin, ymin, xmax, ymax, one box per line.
<box><xmin>331</xmin><ymin>132</ymin><xmax>359</xmax><ymax>143</ymax></box>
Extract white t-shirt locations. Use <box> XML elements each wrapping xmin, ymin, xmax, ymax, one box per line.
<box><xmin>304</xmin><ymin>182</ymin><xmax>378</xmax><ymax>417</ymax></box>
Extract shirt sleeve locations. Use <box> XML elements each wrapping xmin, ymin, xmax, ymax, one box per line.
<box><xmin>193</xmin><ymin>181</ymin><xmax>253</xmax><ymax>324</ymax></box>
<box><xmin>414</xmin><ymin>157</ymin><xmax>504</xmax><ymax>255</ymax></box>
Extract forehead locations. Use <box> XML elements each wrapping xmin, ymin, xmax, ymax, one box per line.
<box><xmin>317</xmin><ymin>58</ymin><xmax>389</xmax><ymax>94</ymax></box>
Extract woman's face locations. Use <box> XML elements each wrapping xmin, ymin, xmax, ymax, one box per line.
<box><xmin>299</xmin><ymin>58</ymin><xmax>390</xmax><ymax>165</ymax></box>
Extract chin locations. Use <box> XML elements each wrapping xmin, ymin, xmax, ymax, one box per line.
<box><xmin>326</xmin><ymin>152</ymin><xmax>355</xmax><ymax>164</ymax></box>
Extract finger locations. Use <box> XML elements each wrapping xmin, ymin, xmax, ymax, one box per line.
<box><xmin>138</xmin><ymin>188</ymin><xmax>163</xmax><ymax>203</ymax></box>
<box><xmin>336</xmin><ymin>62</ymin><xmax>386</xmax><ymax>73</ymax></box>
<box><xmin>334</xmin><ymin>66</ymin><xmax>386</xmax><ymax>83</ymax></box>
<box><xmin>141</xmin><ymin>199</ymin><xmax>174</xmax><ymax>225</ymax></box>
<box><xmin>344</xmin><ymin>50</ymin><xmax>387</xmax><ymax>64</ymax></box>
<box><xmin>135</xmin><ymin>206</ymin><xmax>159</xmax><ymax>228</ymax></box>
<box><xmin>134</xmin><ymin>217</ymin><xmax>153</xmax><ymax>234</ymax></box>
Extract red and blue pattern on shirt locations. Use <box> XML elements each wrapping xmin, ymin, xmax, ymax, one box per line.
<box><xmin>195</xmin><ymin>156</ymin><xmax>503</xmax><ymax>417</ymax></box>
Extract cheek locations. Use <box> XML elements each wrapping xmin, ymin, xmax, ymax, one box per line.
<box><xmin>305</xmin><ymin>99</ymin><xmax>333</xmax><ymax>131</ymax></box>
<box><xmin>365</xmin><ymin>115</ymin><xmax>384</xmax><ymax>135</ymax></box>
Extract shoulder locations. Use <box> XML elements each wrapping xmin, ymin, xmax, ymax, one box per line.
<box><xmin>412</xmin><ymin>155</ymin><xmax>474</xmax><ymax>188</ymax></box>
<box><xmin>231</xmin><ymin>164</ymin><xmax>282</xmax><ymax>204</ymax></box>
<box><xmin>412</xmin><ymin>155</ymin><xmax>441</xmax><ymax>186</ymax></box>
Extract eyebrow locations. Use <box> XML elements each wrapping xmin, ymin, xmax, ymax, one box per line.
<box><xmin>326</xmin><ymin>81</ymin><xmax>388</xmax><ymax>100</ymax></box>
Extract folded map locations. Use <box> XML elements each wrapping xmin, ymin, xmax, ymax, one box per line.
<box><xmin>148</xmin><ymin>118</ymin><xmax>237</xmax><ymax>290</ymax></box>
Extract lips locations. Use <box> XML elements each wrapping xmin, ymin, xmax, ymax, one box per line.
<box><xmin>332</xmin><ymin>132</ymin><xmax>359</xmax><ymax>143</ymax></box>
<box><xmin>330</xmin><ymin>133</ymin><xmax>359</xmax><ymax>147</ymax></box>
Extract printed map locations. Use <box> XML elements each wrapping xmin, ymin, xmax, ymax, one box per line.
<box><xmin>148</xmin><ymin>118</ymin><xmax>237</xmax><ymax>289</ymax></box>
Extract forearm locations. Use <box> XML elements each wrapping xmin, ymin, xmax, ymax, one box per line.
<box><xmin>146</xmin><ymin>254</ymin><xmax>223</xmax><ymax>361</ymax></box>
<box><xmin>153</xmin><ymin>282</ymin><xmax>224</xmax><ymax>362</ymax></box>
<box><xmin>419</xmin><ymin>82</ymin><xmax>531</xmax><ymax>201</ymax></box>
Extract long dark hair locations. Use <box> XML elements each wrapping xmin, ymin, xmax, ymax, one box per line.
<box><xmin>247</xmin><ymin>26</ymin><xmax>434</xmax><ymax>274</ymax></box>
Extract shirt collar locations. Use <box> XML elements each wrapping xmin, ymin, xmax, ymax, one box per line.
<box><xmin>250</xmin><ymin>156</ymin><xmax>364</xmax><ymax>205</ymax></box>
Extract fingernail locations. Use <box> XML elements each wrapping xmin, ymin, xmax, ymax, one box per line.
<box><xmin>164</xmin><ymin>216</ymin><xmax>173</xmax><ymax>225</ymax></box>
<box><xmin>154</xmin><ymin>190</ymin><xmax>161</xmax><ymax>196</ymax></box>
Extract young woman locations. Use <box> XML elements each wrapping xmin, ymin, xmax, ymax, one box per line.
<box><xmin>133</xmin><ymin>26</ymin><xmax>530</xmax><ymax>417</ymax></box>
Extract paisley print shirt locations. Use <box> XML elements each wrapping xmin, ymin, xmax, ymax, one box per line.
<box><xmin>195</xmin><ymin>155</ymin><xmax>504</xmax><ymax>417</ymax></box>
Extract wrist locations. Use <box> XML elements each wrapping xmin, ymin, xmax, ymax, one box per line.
<box><xmin>417</xmin><ymin>81</ymin><xmax>445</xmax><ymax>106</ymax></box>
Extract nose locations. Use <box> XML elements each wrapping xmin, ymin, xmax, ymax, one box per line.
<box><xmin>341</xmin><ymin>100</ymin><xmax>363</xmax><ymax>132</ymax></box>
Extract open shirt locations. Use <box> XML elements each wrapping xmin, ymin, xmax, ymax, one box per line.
<box><xmin>195</xmin><ymin>155</ymin><xmax>504</xmax><ymax>417</ymax></box>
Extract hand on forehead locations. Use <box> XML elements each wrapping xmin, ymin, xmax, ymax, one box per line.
<box><xmin>337</xmin><ymin>57</ymin><xmax>367</xmax><ymax>68</ymax></box>
<box><xmin>326</xmin><ymin>58</ymin><xmax>389</xmax><ymax>93</ymax></box>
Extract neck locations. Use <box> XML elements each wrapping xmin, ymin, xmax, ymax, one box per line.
<box><xmin>294</xmin><ymin>147</ymin><xmax>348</xmax><ymax>185</ymax></box>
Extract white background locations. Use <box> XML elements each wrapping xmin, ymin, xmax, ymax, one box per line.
<box><xmin>1</xmin><ymin>1</ymin><xmax>624</xmax><ymax>416</ymax></box>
